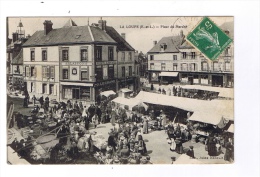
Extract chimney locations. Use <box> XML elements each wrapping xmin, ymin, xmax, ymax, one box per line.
<box><xmin>98</xmin><ymin>18</ymin><xmax>106</xmax><ymax>31</ymax></box>
<box><xmin>12</xmin><ymin>32</ymin><xmax>18</xmax><ymax>42</ymax></box>
<box><xmin>153</xmin><ymin>41</ymin><xmax>157</xmax><ymax>46</ymax></box>
<box><xmin>121</xmin><ymin>33</ymin><xmax>126</xmax><ymax>40</ymax></box>
<box><xmin>43</xmin><ymin>20</ymin><xmax>53</xmax><ymax>35</ymax></box>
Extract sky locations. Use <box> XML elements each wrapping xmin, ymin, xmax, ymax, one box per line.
<box><xmin>7</xmin><ymin>16</ymin><xmax>233</xmax><ymax>54</ymax></box>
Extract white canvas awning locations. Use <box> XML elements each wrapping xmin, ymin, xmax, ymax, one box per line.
<box><xmin>188</xmin><ymin>111</ymin><xmax>223</xmax><ymax>126</ymax></box>
<box><xmin>159</xmin><ymin>72</ymin><xmax>179</xmax><ymax>77</ymax></box>
<box><xmin>100</xmin><ymin>90</ymin><xmax>116</xmax><ymax>97</ymax></box>
<box><xmin>112</xmin><ymin>97</ymin><xmax>146</xmax><ymax>110</ymax></box>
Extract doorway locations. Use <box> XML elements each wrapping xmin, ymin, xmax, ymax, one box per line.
<box><xmin>212</xmin><ymin>75</ymin><xmax>223</xmax><ymax>87</ymax></box>
<box><xmin>72</xmin><ymin>88</ymin><xmax>80</xmax><ymax>99</ymax></box>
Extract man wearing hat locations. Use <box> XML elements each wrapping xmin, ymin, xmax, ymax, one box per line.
<box><xmin>186</xmin><ymin>146</ymin><xmax>195</xmax><ymax>158</ymax></box>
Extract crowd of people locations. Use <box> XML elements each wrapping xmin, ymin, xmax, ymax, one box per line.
<box><xmin>9</xmin><ymin>91</ymin><xmax>234</xmax><ymax>164</ymax></box>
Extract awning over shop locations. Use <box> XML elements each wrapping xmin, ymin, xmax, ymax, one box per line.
<box><xmin>60</xmin><ymin>82</ymin><xmax>93</xmax><ymax>87</ymax></box>
<box><xmin>135</xmin><ymin>91</ymin><xmax>234</xmax><ymax>120</ymax></box>
<box><xmin>181</xmin><ymin>85</ymin><xmax>234</xmax><ymax>99</ymax></box>
<box><xmin>174</xmin><ymin>154</ymin><xmax>203</xmax><ymax>164</ymax></box>
<box><xmin>159</xmin><ymin>72</ymin><xmax>179</xmax><ymax>77</ymax></box>
<box><xmin>100</xmin><ymin>90</ymin><xmax>116</xmax><ymax>97</ymax></box>
<box><xmin>227</xmin><ymin>124</ymin><xmax>234</xmax><ymax>133</ymax></box>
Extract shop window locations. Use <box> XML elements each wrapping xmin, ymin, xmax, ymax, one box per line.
<box><xmin>81</xmin><ymin>48</ymin><xmax>88</xmax><ymax>61</ymax></box>
<box><xmin>81</xmin><ymin>71</ymin><xmax>88</xmax><ymax>80</ymax></box>
<box><xmin>63</xmin><ymin>88</ymin><xmax>72</xmax><ymax>99</ymax></box>
<box><xmin>63</xmin><ymin>69</ymin><xmax>69</xmax><ymax>79</ymax></box>
<box><xmin>108</xmin><ymin>47</ymin><xmax>114</xmax><ymax>61</ymax></box>
<box><xmin>42</xmin><ymin>83</ymin><xmax>47</xmax><ymax>94</ymax></box>
<box><xmin>42</xmin><ymin>49</ymin><xmax>47</xmax><ymax>61</ymax></box>
<box><xmin>95</xmin><ymin>46</ymin><xmax>102</xmax><ymax>61</ymax></box>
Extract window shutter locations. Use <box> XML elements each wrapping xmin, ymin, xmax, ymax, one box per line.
<box><xmin>23</xmin><ymin>67</ymin><xmax>26</xmax><ymax>76</ymax></box>
<box><xmin>47</xmin><ymin>67</ymin><xmax>50</xmax><ymax>78</ymax></box>
<box><xmin>59</xmin><ymin>47</ymin><xmax>62</xmax><ymax>61</ymax></box>
<box><xmin>28</xmin><ymin>66</ymin><xmax>31</xmax><ymax>77</ymax></box>
<box><xmin>34</xmin><ymin>67</ymin><xmax>37</xmax><ymax>77</ymax></box>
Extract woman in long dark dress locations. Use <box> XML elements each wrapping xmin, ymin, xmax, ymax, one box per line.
<box><xmin>224</xmin><ymin>138</ymin><xmax>234</xmax><ymax>162</ymax></box>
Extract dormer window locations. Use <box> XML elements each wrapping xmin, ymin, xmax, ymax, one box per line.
<box><xmin>160</xmin><ymin>43</ymin><xmax>167</xmax><ymax>52</ymax></box>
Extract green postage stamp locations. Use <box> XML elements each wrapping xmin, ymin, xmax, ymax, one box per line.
<box><xmin>187</xmin><ymin>17</ymin><xmax>233</xmax><ymax>60</ymax></box>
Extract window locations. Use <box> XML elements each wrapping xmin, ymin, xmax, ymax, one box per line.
<box><xmin>181</xmin><ymin>63</ymin><xmax>188</xmax><ymax>71</ymax></box>
<box><xmin>225</xmin><ymin>47</ymin><xmax>229</xmax><ymax>56</ymax></box>
<box><xmin>225</xmin><ymin>62</ymin><xmax>231</xmax><ymax>71</ymax></box>
<box><xmin>191</xmin><ymin>52</ymin><xmax>196</xmax><ymax>59</ymax></box>
<box><xmin>173</xmin><ymin>55</ymin><xmax>177</xmax><ymax>60</ymax></box>
<box><xmin>122</xmin><ymin>66</ymin><xmax>125</xmax><ymax>77</ymax></box>
<box><xmin>103</xmin><ymin>67</ymin><xmax>108</xmax><ymax>78</ymax></box>
<box><xmin>128</xmin><ymin>52</ymin><xmax>132</xmax><ymax>60</ymax></box>
<box><xmin>62</xmin><ymin>50</ymin><xmax>69</xmax><ymax>61</ymax></box>
<box><xmin>49</xmin><ymin>84</ymin><xmax>54</xmax><ymax>95</ymax></box>
<box><xmin>129</xmin><ymin>66</ymin><xmax>132</xmax><ymax>76</ymax></box>
<box><xmin>121</xmin><ymin>52</ymin><xmax>125</xmax><ymax>61</ymax></box>
<box><xmin>95</xmin><ymin>66</ymin><xmax>103</xmax><ymax>81</ymax></box>
<box><xmin>81</xmin><ymin>71</ymin><xmax>88</xmax><ymax>80</ymax></box>
<box><xmin>63</xmin><ymin>69</ymin><xmax>69</xmax><ymax>79</ymax></box>
<box><xmin>173</xmin><ymin>64</ymin><xmax>178</xmax><ymax>71</ymax></box>
<box><xmin>43</xmin><ymin>66</ymin><xmax>49</xmax><ymax>78</ymax></box>
<box><xmin>31</xmin><ymin>49</ymin><xmax>35</xmax><ymax>61</ymax></box>
<box><xmin>31</xmin><ymin>67</ymin><xmax>35</xmax><ymax>77</ymax></box>
<box><xmin>190</xmin><ymin>63</ymin><xmax>196</xmax><ymax>71</ymax></box>
<box><xmin>63</xmin><ymin>88</ymin><xmax>72</xmax><ymax>99</ymax></box>
<box><xmin>50</xmin><ymin>66</ymin><xmax>55</xmax><ymax>78</ymax></box>
<box><xmin>30</xmin><ymin>82</ymin><xmax>34</xmax><ymax>92</ymax></box>
<box><xmin>95</xmin><ymin>46</ymin><xmax>102</xmax><ymax>61</ymax></box>
<box><xmin>150</xmin><ymin>63</ymin><xmax>154</xmax><ymax>70</ymax></box>
<box><xmin>108</xmin><ymin>47</ymin><xmax>114</xmax><ymax>61</ymax></box>
<box><xmin>213</xmin><ymin>62</ymin><xmax>219</xmax><ymax>71</ymax></box>
<box><xmin>202</xmin><ymin>62</ymin><xmax>208</xmax><ymax>71</ymax></box>
<box><xmin>42</xmin><ymin>84</ymin><xmax>47</xmax><ymax>94</ymax></box>
<box><xmin>161</xmin><ymin>63</ymin><xmax>166</xmax><ymax>71</ymax></box>
<box><xmin>42</xmin><ymin>50</ymin><xmax>47</xmax><ymax>61</ymax></box>
<box><xmin>25</xmin><ymin>66</ymin><xmax>30</xmax><ymax>77</ymax></box>
<box><xmin>81</xmin><ymin>48</ymin><xmax>88</xmax><ymax>61</ymax></box>
<box><xmin>150</xmin><ymin>55</ymin><xmax>154</xmax><ymax>61</ymax></box>
<box><xmin>108</xmin><ymin>65</ymin><xmax>114</xmax><ymax>79</ymax></box>
<box><xmin>182</xmin><ymin>52</ymin><xmax>187</xmax><ymax>59</ymax></box>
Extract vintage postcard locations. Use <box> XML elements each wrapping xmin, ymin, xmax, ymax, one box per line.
<box><xmin>6</xmin><ymin>16</ymin><xmax>234</xmax><ymax>165</ymax></box>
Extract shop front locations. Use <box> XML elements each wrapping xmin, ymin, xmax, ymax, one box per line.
<box><xmin>118</xmin><ymin>77</ymin><xmax>135</xmax><ymax>91</ymax></box>
<box><xmin>61</xmin><ymin>82</ymin><xmax>93</xmax><ymax>105</ymax></box>
<box><xmin>94</xmin><ymin>79</ymin><xmax>117</xmax><ymax>104</ymax></box>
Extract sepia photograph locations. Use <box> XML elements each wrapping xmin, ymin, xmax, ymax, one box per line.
<box><xmin>6</xmin><ymin>16</ymin><xmax>235</xmax><ymax>165</ymax></box>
